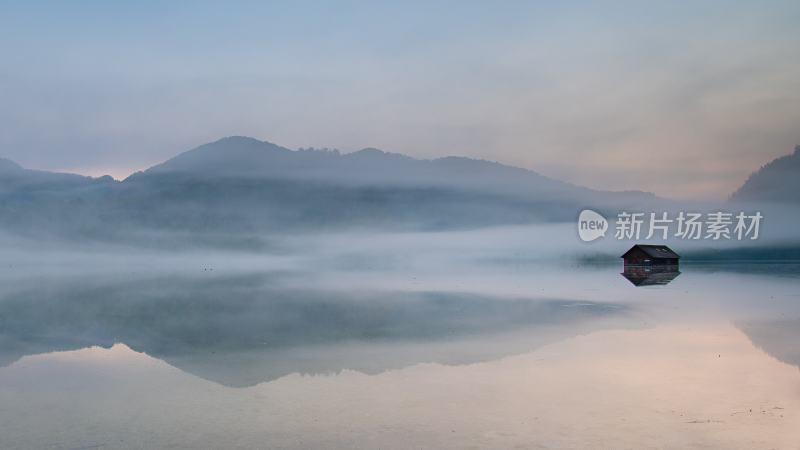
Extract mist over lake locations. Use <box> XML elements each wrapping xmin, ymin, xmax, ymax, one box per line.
<box><xmin>1</xmin><ymin>223</ymin><xmax>800</xmax><ymax>448</ymax></box>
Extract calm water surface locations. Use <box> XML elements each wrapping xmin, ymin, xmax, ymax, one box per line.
<box><xmin>1</xmin><ymin>251</ymin><xmax>799</xmax><ymax>449</ymax></box>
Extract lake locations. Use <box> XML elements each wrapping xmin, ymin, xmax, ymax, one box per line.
<box><xmin>1</xmin><ymin>236</ymin><xmax>799</xmax><ymax>449</ymax></box>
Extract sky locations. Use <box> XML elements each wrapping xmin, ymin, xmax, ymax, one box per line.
<box><xmin>0</xmin><ymin>0</ymin><xmax>798</xmax><ymax>199</ymax></box>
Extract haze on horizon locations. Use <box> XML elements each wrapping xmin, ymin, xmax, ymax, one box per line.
<box><xmin>1</xmin><ymin>0</ymin><xmax>799</xmax><ymax>200</ymax></box>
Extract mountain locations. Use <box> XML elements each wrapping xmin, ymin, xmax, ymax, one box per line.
<box><xmin>0</xmin><ymin>156</ymin><xmax>111</xmax><ymax>192</ymax></box>
<box><xmin>730</xmin><ymin>145</ymin><xmax>800</xmax><ymax>203</ymax></box>
<box><xmin>134</xmin><ymin>135</ymin><xmax>657</xmax><ymax>206</ymax></box>
<box><xmin>0</xmin><ymin>157</ymin><xmax>24</xmax><ymax>173</ymax></box>
<box><xmin>122</xmin><ymin>137</ymin><xmax>657</xmax><ymax>233</ymax></box>
<box><xmin>138</xmin><ymin>136</ymin><xmax>625</xmax><ymax>199</ymax></box>
<box><xmin>0</xmin><ymin>136</ymin><xmax>658</xmax><ymax>245</ymax></box>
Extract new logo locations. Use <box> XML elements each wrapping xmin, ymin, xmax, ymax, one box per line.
<box><xmin>578</xmin><ymin>209</ymin><xmax>608</xmax><ymax>242</ymax></box>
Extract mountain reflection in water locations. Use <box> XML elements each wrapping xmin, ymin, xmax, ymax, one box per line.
<box><xmin>737</xmin><ymin>318</ymin><xmax>800</xmax><ymax>370</ymax></box>
<box><xmin>2</xmin><ymin>258</ymin><xmax>800</xmax><ymax>449</ymax></box>
<box><xmin>0</xmin><ymin>272</ymin><xmax>633</xmax><ymax>387</ymax></box>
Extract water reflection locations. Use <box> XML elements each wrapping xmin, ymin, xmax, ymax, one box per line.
<box><xmin>2</xmin><ymin>259</ymin><xmax>800</xmax><ymax>449</ymax></box>
<box><xmin>3</xmin><ymin>325</ymin><xmax>799</xmax><ymax>450</ymax></box>
<box><xmin>621</xmin><ymin>266</ymin><xmax>681</xmax><ymax>286</ymax></box>
<box><xmin>0</xmin><ymin>272</ymin><xmax>633</xmax><ymax>387</ymax></box>
<box><xmin>737</xmin><ymin>318</ymin><xmax>800</xmax><ymax>370</ymax></box>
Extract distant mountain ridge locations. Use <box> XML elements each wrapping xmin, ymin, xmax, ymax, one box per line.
<box><xmin>0</xmin><ymin>136</ymin><xmax>659</xmax><ymax>244</ymax></box>
<box><xmin>0</xmin><ymin>157</ymin><xmax>24</xmax><ymax>172</ymax></box>
<box><xmin>731</xmin><ymin>145</ymin><xmax>800</xmax><ymax>203</ymax></box>
<box><xmin>136</xmin><ymin>136</ymin><xmax>651</xmax><ymax>200</ymax></box>
<box><xmin>0</xmin><ymin>156</ymin><xmax>112</xmax><ymax>194</ymax></box>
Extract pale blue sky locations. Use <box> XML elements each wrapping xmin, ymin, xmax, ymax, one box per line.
<box><xmin>1</xmin><ymin>0</ymin><xmax>798</xmax><ymax>198</ymax></box>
